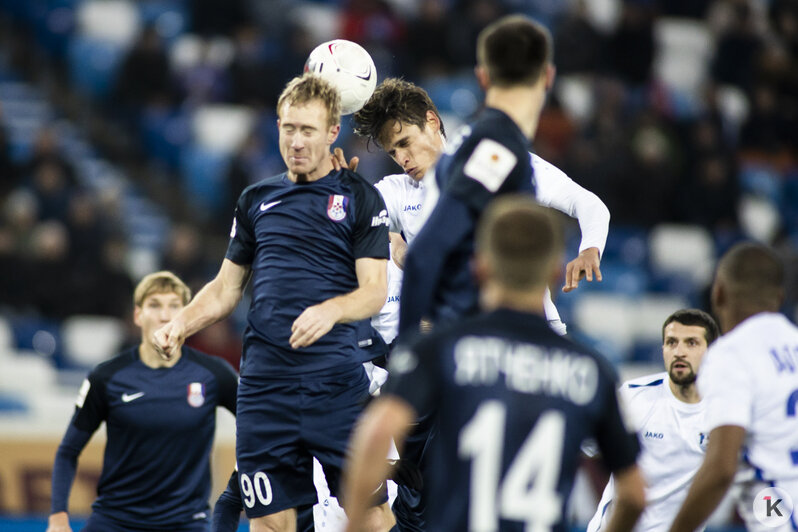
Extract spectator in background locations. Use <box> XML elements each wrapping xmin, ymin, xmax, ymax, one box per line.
<box><xmin>114</xmin><ymin>25</ymin><xmax>174</xmax><ymax>110</ymax></box>
<box><xmin>554</xmin><ymin>0</ymin><xmax>605</xmax><ymax>75</ymax></box>
<box><xmin>406</xmin><ymin>0</ymin><xmax>455</xmax><ymax>79</ymax></box>
<box><xmin>609</xmin><ymin>2</ymin><xmax>654</xmax><ymax>87</ymax></box>
<box><xmin>22</xmin><ymin>126</ymin><xmax>76</xmax><ymax>185</ymax></box>
<box><xmin>0</xmin><ymin>118</ymin><xmax>20</xmax><ymax>199</ymax></box>
<box><xmin>161</xmin><ymin>223</ymin><xmax>211</xmax><ymax>294</ymax></box>
<box><xmin>228</xmin><ymin>25</ymin><xmax>281</xmax><ymax>108</ymax></box>
<box><xmin>190</xmin><ymin>0</ymin><xmax>247</xmax><ymax>37</ymax></box>
<box><xmin>711</xmin><ymin>2</ymin><xmax>763</xmax><ymax>93</ymax></box>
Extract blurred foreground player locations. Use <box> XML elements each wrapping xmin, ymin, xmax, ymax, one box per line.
<box><xmin>47</xmin><ymin>271</ymin><xmax>238</xmax><ymax>532</ymax></box>
<box><xmin>587</xmin><ymin>309</ymin><xmax>719</xmax><ymax>532</ymax></box>
<box><xmin>399</xmin><ymin>14</ymin><xmax>555</xmax><ymax>335</ymax></box>
<box><xmin>344</xmin><ymin>196</ymin><xmax>645</xmax><ymax>532</ymax></box>
<box><xmin>670</xmin><ymin>243</ymin><xmax>798</xmax><ymax>532</ymax></box>
<box><xmin>154</xmin><ymin>74</ymin><xmax>393</xmax><ymax>532</ymax></box>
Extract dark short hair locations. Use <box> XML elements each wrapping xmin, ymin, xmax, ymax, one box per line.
<box><xmin>716</xmin><ymin>242</ymin><xmax>784</xmax><ymax>304</ymax></box>
<box><xmin>352</xmin><ymin>78</ymin><xmax>445</xmax><ymax>150</ymax></box>
<box><xmin>477</xmin><ymin>14</ymin><xmax>552</xmax><ymax>87</ymax></box>
<box><xmin>476</xmin><ymin>195</ymin><xmax>562</xmax><ymax>290</ymax></box>
<box><xmin>662</xmin><ymin>309</ymin><xmax>720</xmax><ymax>346</ymax></box>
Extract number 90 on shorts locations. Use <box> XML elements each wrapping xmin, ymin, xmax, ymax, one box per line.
<box><xmin>240</xmin><ymin>471</ymin><xmax>274</xmax><ymax>508</ymax></box>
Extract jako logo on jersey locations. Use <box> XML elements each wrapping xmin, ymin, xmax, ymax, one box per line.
<box><xmin>371</xmin><ymin>209</ymin><xmax>389</xmax><ymax>227</ymax></box>
<box><xmin>644</xmin><ymin>431</ymin><xmax>664</xmax><ymax>439</ymax></box>
<box><xmin>386</xmin><ymin>295</ymin><xmax>400</xmax><ymax>303</ymax></box>
<box><xmin>327</xmin><ymin>195</ymin><xmax>349</xmax><ymax>222</ymax></box>
<box><xmin>187</xmin><ymin>382</ymin><xmax>205</xmax><ymax>407</ymax></box>
<box><xmin>403</xmin><ymin>203</ymin><xmax>422</xmax><ymax>212</ymax></box>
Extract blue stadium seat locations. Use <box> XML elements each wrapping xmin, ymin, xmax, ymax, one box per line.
<box><xmin>67</xmin><ymin>35</ymin><xmax>126</xmax><ymax>99</ymax></box>
<box><xmin>581</xmin><ymin>260</ymin><xmax>648</xmax><ymax>296</ymax></box>
<box><xmin>9</xmin><ymin>316</ymin><xmax>63</xmax><ymax>366</ymax></box>
<box><xmin>180</xmin><ymin>144</ymin><xmax>231</xmax><ymax>216</ymax></box>
<box><xmin>600</xmin><ymin>225</ymin><xmax>648</xmax><ymax>267</ymax></box>
<box><xmin>739</xmin><ymin>163</ymin><xmax>782</xmax><ymax>203</ymax></box>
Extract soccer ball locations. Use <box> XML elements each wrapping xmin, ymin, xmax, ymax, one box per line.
<box><xmin>304</xmin><ymin>39</ymin><xmax>377</xmax><ymax>115</ymax></box>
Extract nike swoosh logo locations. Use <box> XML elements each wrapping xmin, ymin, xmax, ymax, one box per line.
<box><xmin>122</xmin><ymin>392</ymin><xmax>145</xmax><ymax>403</ymax></box>
<box><xmin>260</xmin><ymin>200</ymin><xmax>281</xmax><ymax>211</ymax></box>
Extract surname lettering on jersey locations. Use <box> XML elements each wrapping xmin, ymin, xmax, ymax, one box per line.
<box><xmin>769</xmin><ymin>345</ymin><xmax>798</xmax><ymax>373</ymax></box>
<box><xmin>453</xmin><ymin>336</ymin><xmax>599</xmax><ymax>404</ymax></box>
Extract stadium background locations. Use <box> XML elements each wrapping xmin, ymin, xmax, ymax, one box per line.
<box><xmin>0</xmin><ymin>0</ymin><xmax>795</xmax><ymax>530</ymax></box>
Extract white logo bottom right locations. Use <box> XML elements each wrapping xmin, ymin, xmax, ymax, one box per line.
<box><xmin>753</xmin><ymin>487</ymin><xmax>795</xmax><ymax>528</ymax></box>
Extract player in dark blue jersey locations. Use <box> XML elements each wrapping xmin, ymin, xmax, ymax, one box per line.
<box><xmin>399</xmin><ymin>14</ymin><xmax>557</xmax><ymax>335</ymax></box>
<box><xmin>344</xmin><ymin>197</ymin><xmax>646</xmax><ymax>532</ymax></box>
<box><xmin>154</xmin><ymin>74</ymin><xmax>393</xmax><ymax>532</ymax></box>
<box><xmin>47</xmin><ymin>271</ymin><xmax>238</xmax><ymax>532</ymax></box>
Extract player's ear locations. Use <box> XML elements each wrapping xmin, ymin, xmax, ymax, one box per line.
<box><xmin>425</xmin><ymin>110</ymin><xmax>441</xmax><ymax>134</ymax></box>
<box><xmin>328</xmin><ymin>124</ymin><xmax>341</xmax><ymax>145</ymax></box>
<box><xmin>710</xmin><ymin>276</ymin><xmax>725</xmax><ymax>317</ymax></box>
<box><xmin>133</xmin><ymin>306</ymin><xmax>142</xmax><ymax>328</ymax></box>
<box><xmin>473</xmin><ymin>253</ymin><xmax>491</xmax><ymax>286</ymax></box>
<box><xmin>544</xmin><ymin>63</ymin><xmax>556</xmax><ymax>92</ymax></box>
<box><xmin>474</xmin><ymin>65</ymin><xmax>489</xmax><ymax>91</ymax></box>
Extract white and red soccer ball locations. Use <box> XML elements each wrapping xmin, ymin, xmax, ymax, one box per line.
<box><xmin>305</xmin><ymin>39</ymin><xmax>377</xmax><ymax>115</ymax></box>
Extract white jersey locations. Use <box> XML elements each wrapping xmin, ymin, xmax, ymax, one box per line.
<box><xmin>698</xmin><ymin>312</ymin><xmax>798</xmax><ymax>529</ymax></box>
<box><xmin>587</xmin><ymin>372</ymin><xmax>708</xmax><ymax>532</ymax></box>
<box><xmin>370</xmin><ymin>254</ymin><xmax>402</xmax><ymax>345</ymax></box>
<box><xmin>374</xmin><ymin>173</ymin><xmax>427</xmax><ymax>244</ymax></box>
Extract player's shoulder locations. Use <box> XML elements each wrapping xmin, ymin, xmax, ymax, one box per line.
<box><xmin>621</xmin><ymin>372</ymin><xmax>669</xmax><ymax>399</ymax></box>
<box><xmin>91</xmin><ymin>346</ymin><xmax>139</xmax><ymax>382</ymax></box>
<box><xmin>237</xmin><ymin>173</ymin><xmax>287</xmax><ymax>204</ymax></box>
<box><xmin>374</xmin><ymin>173</ymin><xmax>412</xmax><ymax>191</ymax></box>
<box><xmin>182</xmin><ymin>346</ymin><xmax>238</xmax><ymax>379</ymax></box>
<box><xmin>340</xmin><ymin>170</ymin><xmax>384</xmax><ymax>198</ymax></box>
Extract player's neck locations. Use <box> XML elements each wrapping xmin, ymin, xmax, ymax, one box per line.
<box><xmin>480</xmin><ymin>283</ymin><xmax>546</xmax><ymax>316</ymax></box>
<box><xmin>139</xmin><ymin>343</ymin><xmax>181</xmax><ymax>369</ymax></box>
<box><xmin>668</xmin><ymin>379</ymin><xmax>700</xmax><ymax>404</ymax></box>
<box><xmin>484</xmin><ymin>86</ymin><xmax>545</xmax><ymax>141</ymax></box>
<box><xmin>287</xmin><ymin>156</ymin><xmax>334</xmax><ymax>183</ymax></box>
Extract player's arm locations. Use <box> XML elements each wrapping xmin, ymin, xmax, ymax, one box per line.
<box><xmin>48</xmin><ymin>373</ymin><xmax>108</xmax><ymax>532</ymax></box>
<box><xmin>531</xmin><ymin>154</ymin><xmax>610</xmax><ymax>292</ymax></box>
<box><xmin>668</xmin><ymin>425</ymin><xmax>744</xmax><ymax>532</ymax></box>
<box><xmin>290</xmin><ymin>256</ymin><xmax>387</xmax><ymax>349</ymax></box>
<box><xmin>602</xmin><ymin>464</ymin><xmax>646</xmax><ymax>532</ymax></box>
<box><xmin>343</xmin><ymin>396</ymin><xmax>415</xmax><ymax>532</ymax></box>
<box><xmin>212</xmin><ymin>469</ymin><xmax>244</xmax><ymax>532</ymax></box>
<box><xmin>390</xmin><ymin>232</ymin><xmax>407</xmax><ymax>269</ymax></box>
<box><xmin>154</xmin><ymin>259</ymin><xmax>250</xmax><ymax>359</ymax></box>
<box><xmin>399</xmin><ymin>192</ymin><xmax>473</xmax><ymax>336</ymax></box>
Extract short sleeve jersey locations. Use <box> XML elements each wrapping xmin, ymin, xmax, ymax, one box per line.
<box><xmin>587</xmin><ymin>373</ymin><xmax>707</xmax><ymax>532</ymax></box>
<box><xmin>698</xmin><ymin>313</ymin><xmax>798</xmax><ymax>491</ymax></box>
<box><xmin>226</xmin><ymin>170</ymin><xmax>389</xmax><ymax>377</ymax></box>
<box><xmin>374</xmin><ymin>173</ymin><xmax>427</xmax><ymax>244</ymax></box>
<box><xmin>72</xmin><ymin>346</ymin><xmax>237</xmax><ymax>527</ymax></box>
<box><xmin>384</xmin><ymin>310</ymin><xmax>639</xmax><ymax>532</ymax></box>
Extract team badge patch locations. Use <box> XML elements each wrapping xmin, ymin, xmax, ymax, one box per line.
<box><xmin>187</xmin><ymin>382</ymin><xmax>205</xmax><ymax>407</ymax></box>
<box><xmin>327</xmin><ymin>194</ymin><xmax>349</xmax><ymax>222</ymax></box>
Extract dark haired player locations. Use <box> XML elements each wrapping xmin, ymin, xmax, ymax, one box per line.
<box><xmin>398</xmin><ymin>14</ymin><xmax>557</xmax><ymax>336</ymax></box>
<box><xmin>343</xmin><ymin>196</ymin><xmax>645</xmax><ymax>532</ymax></box>
<box><xmin>47</xmin><ymin>271</ymin><xmax>238</xmax><ymax>532</ymax></box>
<box><xmin>155</xmin><ymin>74</ymin><xmax>393</xmax><ymax>532</ymax></box>
<box><xmin>588</xmin><ymin>309</ymin><xmax>720</xmax><ymax>532</ymax></box>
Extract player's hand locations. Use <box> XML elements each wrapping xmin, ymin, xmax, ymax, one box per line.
<box><xmin>389</xmin><ymin>232</ymin><xmax>407</xmax><ymax>269</ymax></box>
<box><xmin>562</xmin><ymin>247</ymin><xmax>602</xmax><ymax>293</ymax></box>
<box><xmin>46</xmin><ymin>512</ymin><xmax>73</xmax><ymax>532</ymax></box>
<box><xmin>290</xmin><ymin>301</ymin><xmax>342</xmax><ymax>349</ymax></box>
<box><xmin>152</xmin><ymin>319</ymin><xmax>186</xmax><ymax>361</ymax></box>
<box><xmin>331</xmin><ymin>147</ymin><xmax>359</xmax><ymax>173</ymax></box>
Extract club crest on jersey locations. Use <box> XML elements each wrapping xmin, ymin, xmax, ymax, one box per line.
<box><xmin>187</xmin><ymin>382</ymin><xmax>205</xmax><ymax>407</ymax></box>
<box><xmin>327</xmin><ymin>195</ymin><xmax>349</xmax><ymax>222</ymax></box>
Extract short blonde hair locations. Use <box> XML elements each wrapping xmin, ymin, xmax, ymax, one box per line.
<box><xmin>476</xmin><ymin>195</ymin><xmax>563</xmax><ymax>290</ymax></box>
<box><xmin>277</xmin><ymin>73</ymin><xmax>341</xmax><ymax>127</ymax></box>
<box><xmin>133</xmin><ymin>271</ymin><xmax>191</xmax><ymax>307</ymax></box>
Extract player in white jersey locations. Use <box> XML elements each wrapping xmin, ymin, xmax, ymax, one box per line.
<box><xmin>587</xmin><ymin>309</ymin><xmax>720</xmax><ymax>532</ymax></box>
<box><xmin>670</xmin><ymin>243</ymin><xmax>798</xmax><ymax>532</ymax></box>
<box><xmin>352</xmin><ymin>78</ymin><xmax>611</xmax><ymax>339</ymax></box>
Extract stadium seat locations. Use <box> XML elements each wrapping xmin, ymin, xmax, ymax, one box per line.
<box><xmin>192</xmin><ymin>104</ymin><xmax>255</xmax><ymax>154</ymax></box>
<box><xmin>62</xmin><ymin>315</ymin><xmax>126</xmax><ymax>369</ymax></box>
<box><xmin>649</xmin><ymin>224</ymin><xmax>715</xmax><ymax>288</ymax></box>
<box><xmin>738</xmin><ymin>194</ymin><xmax>781</xmax><ymax>243</ymax></box>
<box><xmin>179</xmin><ymin>144</ymin><xmax>231</xmax><ymax>216</ymax></box>
<box><xmin>76</xmin><ymin>0</ymin><xmax>140</xmax><ymax>47</ymax></box>
<box><xmin>572</xmin><ymin>293</ymin><xmax>636</xmax><ymax>362</ymax></box>
<box><xmin>581</xmin><ymin>260</ymin><xmax>648</xmax><ymax>296</ymax></box>
<box><xmin>739</xmin><ymin>163</ymin><xmax>783</xmax><ymax>203</ymax></box>
<box><xmin>633</xmin><ymin>294</ymin><xmax>691</xmax><ymax>345</ymax></box>
<box><xmin>67</xmin><ymin>36</ymin><xmax>126</xmax><ymax>99</ymax></box>
<box><xmin>600</xmin><ymin>225</ymin><xmax>648</xmax><ymax>266</ymax></box>
<box><xmin>653</xmin><ymin>18</ymin><xmax>712</xmax><ymax>95</ymax></box>
<box><xmin>0</xmin><ymin>350</ymin><xmax>57</xmax><ymax>393</ymax></box>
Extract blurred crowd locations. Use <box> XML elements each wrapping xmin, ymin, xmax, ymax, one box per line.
<box><xmin>0</xmin><ymin>0</ymin><xmax>797</xmax><ymax>362</ymax></box>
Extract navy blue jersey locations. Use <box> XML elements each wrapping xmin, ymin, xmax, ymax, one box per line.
<box><xmin>399</xmin><ymin>108</ymin><xmax>535</xmax><ymax>335</ymax></box>
<box><xmin>385</xmin><ymin>309</ymin><xmax>639</xmax><ymax>532</ymax></box>
<box><xmin>51</xmin><ymin>346</ymin><xmax>238</xmax><ymax>529</ymax></box>
<box><xmin>226</xmin><ymin>170</ymin><xmax>390</xmax><ymax>378</ymax></box>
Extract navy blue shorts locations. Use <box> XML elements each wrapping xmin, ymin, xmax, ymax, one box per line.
<box><xmin>236</xmin><ymin>364</ymin><xmax>370</xmax><ymax>518</ymax></box>
<box><xmin>82</xmin><ymin>511</ymin><xmax>209</xmax><ymax>532</ymax></box>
